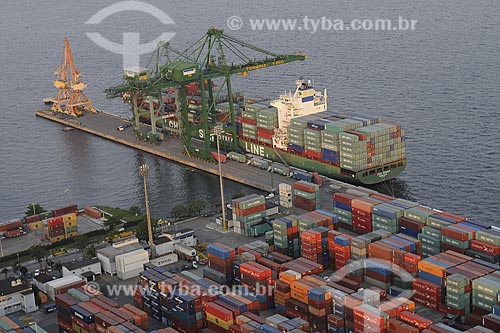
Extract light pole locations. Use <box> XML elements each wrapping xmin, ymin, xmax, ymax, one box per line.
<box><xmin>139</xmin><ymin>164</ymin><xmax>155</xmax><ymax>258</ymax></box>
<box><xmin>211</xmin><ymin>124</ymin><xmax>227</xmax><ymax>231</ymax></box>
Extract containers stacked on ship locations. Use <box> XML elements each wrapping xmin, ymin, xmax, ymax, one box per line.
<box><xmin>272</xmin><ymin>216</ymin><xmax>300</xmax><ymax>258</ymax></box>
<box><xmin>204</xmin><ymin>242</ymin><xmax>236</xmax><ymax>284</ymax></box>
<box><xmin>340</xmin><ymin>122</ymin><xmax>405</xmax><ymax>173</ymax></box>
<box><xmin>279</xmin><ymin>183</ymin><xmax>293</xmax><ymax>208</ymax></box>
<box><xmin>232</xmin><ymin>194</ymin><xmax>266</xmax><ymax>236</ymax></box>
<box><xmin>241</xmin><ymin>103</ymin><xmax>270</xmax><ymax>142</ymax></box>
<box><xmin>292</xmin><ymin>181</ymin><xmax>320</xmax><ymax>211</ymax></box>
<box><xmin>256</xmin><ymin>107</ymin><xmax>278</xmax><ymax>146</ymax></box>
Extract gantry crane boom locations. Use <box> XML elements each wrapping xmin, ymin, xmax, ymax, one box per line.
<box><xmin>51</xmin><ymin>38</ymin><xmax>96</xmax><ymax>117</ymax></box>
<box><xmin>105</xmin><ymin>28</ymin><xmax>306</xmax><ymax>160</ymax></box>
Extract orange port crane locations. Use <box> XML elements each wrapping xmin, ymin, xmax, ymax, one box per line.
<box><xmin>52</xmin><ymin>38</ymin><xmax>96</xmax><ymax>117</ymax></box>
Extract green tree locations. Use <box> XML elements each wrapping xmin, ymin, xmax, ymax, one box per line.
<box><xmin>1</xmin><ymin>267</ymin><xmax>9</xmax><ymax>279</ymax></box>
<box><xmin>129</xmin><ymin>206</ymin><xmax>141</xmax><ymax>215</ymax></box>
<box><xmin>74</xmin><ymin>235</ymin><xmax>88</xmax><ymax>252</ymax></box>
<box><xmin>104</xmin><ymin>215</ymin><xmax>122</xmax><ymax>231</ymax></box>
<box><xmin>19</xmin><ymin>266</ymin><xmax>28</xmax><ymax>276</ymax></box>
<box><xmin>136</xmin><ymin>219</ymin><xmax>159</xmax><ymax>241</ymax></box>
<box><xmin>25</xmin><ymin>203</ymin><xmax>46</xmax><ymax>217</ymax></box>
<box><xmin>85</xmin><ymin>244</ymin><xmax>96</xmax><ymax>258</ymax></box>
<box><xmin>31</xmin><ymin>245</ymin><xmax>47</xmax><ymax>268</ymax></box>
<box><xmin>171</xmin><ymin>205</ymin><xmax>187</xmax><ymax>220</ymax></box>
<box><xmin>52</xmin><ymin>262</ymin><xmax>63</xmax><ymax>275</ymax></box>
<box><xmin>136</xmin><ymin>220</ymin><xmax>149</xmax><ymax>241</ymax></box>
<box><xmin>188</xmin><ymin>200</ymin><xmax>207</xmax><ymax>216</ymax></box>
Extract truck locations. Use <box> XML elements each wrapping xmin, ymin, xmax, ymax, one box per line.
<box><xmin>312</xmin><ymin>172</ymin><xmax>323</xmax><ymax>186</ymax></box>
<box><xmin>210</xmin><ymin>151</ymin><xmax>227</xmax><ymax>163</ymax></box>
<box><xmin>227</xmin><ymin>152</ymin><xmax>247</xmax><ymax>163</ymax></box>
<box><xmin>271</xmin><ymin>163</ymin><xmax>291</xmax><ymax>177</ymax></box>
<box><xmin>175</xmin><ymin>243</ymin><xmax>197</xmax><ymax>262</ymax></box>
<box><xmin>248</xmin><ymin>158</ymin><xmax>270</xmax><ymax>170</ymax></box>
<box><xmin>5</xmin><ymin>228</ymin><xmax>22</xmax><ymax>238</ymax></box>
<box><xmin>292</xmin><ymin>169</ymin><xmax>313</xmax><ymax>182</ymax></box>
<box><xmin>250</xmin><ymin>223</ymin><xmax>273</xmax><ymax>237</ymax></box>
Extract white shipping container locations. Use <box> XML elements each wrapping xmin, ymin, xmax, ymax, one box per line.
<box><xmin>150</xmin><ymin>253</ymin><xmax>179</xmax><ymax>267</ymax></box>
<box><xmin>115</xmin><ymin>249</ymin><xmax>149</xmax><ymax>266</ymax></box>
<box><xmin>117</xmin><ymin>260</ymin><xmax>145</xmax><ymax>273</ymax></box>
<box><xmin>117</xmin><ymin>267</ymin><xmax>143</xmax><ymax>280</ymax></box>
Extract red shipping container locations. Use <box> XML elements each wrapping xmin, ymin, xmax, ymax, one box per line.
<box><xmin>47</xmin><ymin>217</ymin><xmax>63</xmax><ymax>227</ymax></box>
<box><xmin>304</xmin><ymin>150</ymin><xmax>322</xmax><ymax>159</ymax></box>
<box><xmin>470</xmin><ymin>240</ymin><xmax>500</xmax><ymax>256</ymax></box>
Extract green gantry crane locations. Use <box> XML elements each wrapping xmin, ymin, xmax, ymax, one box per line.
<box><xmin>105</xmin><ymin>28</ymin><xmax>306</xmax><ymax>160</ymax></box>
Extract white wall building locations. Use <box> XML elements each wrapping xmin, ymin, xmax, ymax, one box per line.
<box><xmin>115</xmin><ymin>249</ymin><xmax>149</xmax><ymax>280</ymax></box>
<box><xmin>0</xmin><ymin>279</ymin><xmax>38</xmax><ymax>316</ymax></box>
<box><xmin>97</xmin><ymin>243</ymin><xmax>143</xmax><ymax>275</ymax></box>
<box><xmin>62</xmin><ymin>258</ymin><xmax>102</xmax><ymax>281</ymax></box>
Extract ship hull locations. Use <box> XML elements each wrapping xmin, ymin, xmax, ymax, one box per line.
<box><xmin>240</xmin><ymin>140</ymin><xmax>406</xmax><ymax>185</ymax></box>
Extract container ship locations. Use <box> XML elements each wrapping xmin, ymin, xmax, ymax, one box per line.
<box><xmin>138</xmin><ymin>79</ymin><xmax>407</xmax><ymax>185</ymax></box>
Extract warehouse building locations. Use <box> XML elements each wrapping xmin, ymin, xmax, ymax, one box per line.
<box><xmin>0</xmin><ymin>279</ymin><xmax>37</xmax><ymax>316</ymax></box>
<box><xmin>97</xmin><ymin>242</ymin><xmax>144</xmax><ymax>275</ymax></box>
<box><xmin>62</xmin><ymin>258</ymin><xmax>101</xmax><ymax>281</ymax></box>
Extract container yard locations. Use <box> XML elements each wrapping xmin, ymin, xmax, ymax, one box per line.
<box><xmin>34</xmin><ymin>179</ymin><xmax>500</xmax><ymax>333</ymax></box>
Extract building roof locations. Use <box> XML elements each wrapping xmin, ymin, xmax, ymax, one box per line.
<box><xmin>154</xmin><ymin>236</ymin><xmax>172</xmax><ymax>245</ymax></box>
<box><xmin>97</xmin><ymin>243</ymin><xmax>143</xmax><ymax>260</ymax></box>
<box><xmin>0</xmin><ymin>279</ymin><xmax>31</xmax><ymax>296</ymax></box>
<box><xmin>34</xmin><ymin>273</ymin><xmax>53</xmax><ymax>284</ymax></box>
<box><xmin>64</xmin><ymin>258</ymin><xmax>100</xmax><ymax>271</ymax></box>
<box><xmin>45</xmin><ymin>275</ymin><xmax>83</xmax><ymax>288</ymax></box>
<box><xmin>81</xmin><ymin>271</ymin><xmax>95</xmax><ymax>278</ymax></box>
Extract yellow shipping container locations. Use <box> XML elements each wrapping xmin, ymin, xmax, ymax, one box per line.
<box><xmin>63</xmin><ymin>219</ymin><xmax>77</xmax><ymax>228</ymax></box>
<box><xmin>48</xmin><ymin>235</ymin><xmax>65</xmax><ymax>243</ymax></box>
<box><xmin>65</xmin><ymin>231</ymin><xmax>79</xmax><ymax>239</ymax></box>
<box><xmin>205</xmin><ymin>312</ymin><xmax>233</xmax><ymax>330</ymax></box>
<box><xmin>28</xmin><ymin>221</ymin><xmax>43</xmax><ymax>231</ymax></box>
<box><xmin>63</xmin><ymin>213</ymin><xmax>77</xmax><ymax>222</ymax></box>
